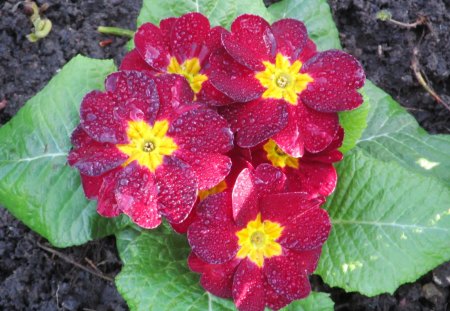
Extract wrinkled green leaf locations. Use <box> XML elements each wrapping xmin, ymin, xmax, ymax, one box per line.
<box><xmin>317</xmin><ymin>150</ymin><xmax>450</xmax><ymax>296</ymax></box>
<box><xmin>115</xmin><ymin>229</ymin><xmax>236</xmax><ymax>311</ymax></box>
<box><xmin>281</xmin><ymin>292</ymin><xmax>334</xmax><ymax>311</ymax></box>
<box><xmin>0</xmin><ymin>55</ymin><xmax>128</xmax><ymax>247</ymax></box>
<box><xmin>267</xmin><ymin>0</ymin><xmax>341</xmax><ymax>51</ymax></box>
<box><xmin>357</xmin><ymin>81</ymin><xmax>450</xmax><ymax>183</ymax></box>
<box><xmin>116</xmin><ymin>228</ymin><xmax>333</xmax><ymax>311</ymax></box>
<box><xmin>137</xmin><ymin>0</ymin><xmax>271</xmax><ymax>28</ymax></box>
<box><xmin>339</xmin><ymin>89</ymin><xmax>370</xmax><ymax>154</ymax></box>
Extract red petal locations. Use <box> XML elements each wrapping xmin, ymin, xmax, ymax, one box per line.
<box><xmin>81</xmin><ymin>73</ymin><xmax>159</xmax><ymax>144</ymax></box>
<box><xmin>105</xmin><ymin>71</ymin><xmax>159</xmax><ymax>113</ymax></box>
<box><xmin>97</xmin><ymin>171</ymin><xmax>121</xmax><ymax>217</ymax></box>
<box><xmin>70</xmin><ymin>125</ymin><xmax>92</xmax><ymax>149</ymax></box>
<box><xmin>170</xmin><ymin>203</ymin><xmax>199</xmax><ymax>234</ymax></box>
<box><xmin>301</xmin><ymin>50</ymin><xmax>365</xmax><ymax>112</ymax></box>
<box><xmin>261</xmin><ymin>193</ymin><xmax>330</xmax><ymax>251</ymax></box>
<box><xmin>232</xmin><ymin>168</ymin><xmax>259</xmax><ymax>227</ymax></box>
<box><xmin>207</xmin><ymin>26</ymin><xmax>227</xmax><ymax>51</ymax></box>
<box><xmin>253</xmin><ymin>164</ymin><xmax>286</xmax><ymax>196</ymax></box>
<box><xmin>220</xmin><ymin>99</ymin><xmax>288</xmax><ymax>148</ymax></box>
<box><xmin>285</xmin><ymin>162</ymin><xmax>338</xmax><ymax>197</ymax></box>
<box><xmin>115</xmin><ymin>163</ymin><xmax>161</xmax><ymax>229</ymax></box>
<box><xmin>154</xmin><ymin>74</ymin><xmax>197</xmax><ymax>122</ymax></box>
<box><xmin>119</xmin><ymin>49</ymin><xmax>156</xmax><ymax>72</ymax></box>
<box><xmin>272</xmin><ymin>105</ymin><xmax>304</xmax><ymax>157</ymax></box>
<box><xmin>134</xmin><ymin>22</ymin><xmax>170</xmax><ymax>71</ymax></box>
<box><xmin>326</xmin><ymin>126</ymin><xmax>345</xmax><ymax>151</ymax></box>
<box><xmin>293</xmin><ymin>248</ymin><xmax>323</xmax><ymax>274</ymax></box>
<box><xmin>297</xmin><ymin>39</ymin><xmax>317</xmax><ymax>63</ymax></box>
<box><xmin>271</xmin><ymin>19</ymin><xmax>308</xmax><ymax>60</ymax></box>
<box><xmin>187</xmin><ymin>193</ymin><xmax>239</xmax><ymax>264</ymax></box>
<box><xmin>160</xmin><ymin>17</ymin><xmax>177</xmax><ymax>47</ymax></box>
<box><xmin>79</xmin><ymin>91</ymin><xmax>126</xmax><ymax>143</ymax></box>
<box><xmin>197</xmin><ymin>80</ymin><xmax>234</xmax><ymax>106</ymax></box>
<box><xmin>171</xmin><ymin>13</ymin><xmax>210</xmax><ymax>63</ymax></box>
<box><xmin>210</xmin><ymin>48</ymin><xmax>264</xmax><ymax>102</ymax></box>
<box><xmin>169</xmin><ymin>107</ymin><xmax>233</xmax><ymax>154</ymax></box>
<box><xmin>188</xmin><ymin>253</ymin><xmax>239</xmax><ymax>298</ymax></box>
<box><xmin>264</xmin><ymin>276</ymin><xmax>291</xmax><ymax>311</ymax></box>
<box><xmin>80</xmin><ymin>174</ymin><xmax>103</xmax><ymax>199</ymax></box>
<box><xmin>233</xmin><ymin>164</ymin><xmax>286</xmax><ymax>233</ymax></box>
<box><xmin>80</xmin><ymin>167</ymin><xmax>120</xmax><ymax>200</ymax></box>
<box><xmin>68</xmin><ymin>142</ymin><xmax>126</xmax><ymax>176</ymax></box>
<box><xmin>264</xmin><ymin>250</ymin><xmax>311</xmax><ymax>300</ymax></box>
<box><xmin>232</xmin><ymin>259</ymin><xmax>265</xmax><ymax>311</ymax></box>
<box><xmin>296</xmin><ymin>103</ymin><xmax>339</xmax><ymax>153</ymax></box>
<box><xmin>156</xmin><ymin>157</ymin><xmax>198</xmax><ymax>224</ymax></box>
<box><xmin>176</xmin><ymin>151</ymin><xmax>232</xmax><ymax>190</ymax></box>
<box><xmin>223</xmin><ymin>14</ymin><xmax>276</xmax><ymax>71</ymax></box>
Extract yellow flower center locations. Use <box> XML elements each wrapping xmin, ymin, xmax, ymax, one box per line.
<box><xmin>263</xmin><ymin>139</ymin><xmax>299</xmax><ymax>169</ymax></box>
<box><xmin>236</xmin><ymin>213</ymin><xmax>283</xmax><ymax>267</ymax></box>
<box><xmin>116</xmin><ymin>120</ymin><xmax>178</xmax><ymax>172</ymax></box>
<box><xmin>198</xmin><ymin>180</ymin><xmax>228</xmax><ymax>201</ymax></box>
<box><xmin>167</xmin><ymin>57</ymin><xmax>208</xmax><ymax>94</ymax></box>
<box><xmin>255</xmin><ymin>53</ymin><xmax>313</xmax><ymax>105</ymax></box>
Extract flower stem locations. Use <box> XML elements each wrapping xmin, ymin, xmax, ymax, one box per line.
<box><xmin>97</xmin><ymin>26</ymin><xmax>134</xmax><ymax>38</ymax></box>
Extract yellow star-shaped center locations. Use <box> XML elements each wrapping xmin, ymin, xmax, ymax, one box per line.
<box><xmin>236</xmin><ymin>213</ymin><xmax>283</xmax><ymax>267</ymax></box>
<box><xmin>263</xmin><ymin>139</ymin><xmax>299</xmax><ymax>169</ymax></box>
<box><xmin>167</xmin><ymin>57</ymin><xmax>208</xmax><ymax>94</ymax></box>
<box><xmin>255</xmin><ymin>53</ymin><xmax>313</xmax><ymax>105</ymax></box>
<box><xmin>116</xmin><ymin>120</ymin><xmax>178</xmax><ymax>172</ymax></box>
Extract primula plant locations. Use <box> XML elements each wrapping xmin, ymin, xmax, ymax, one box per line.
<box><xmin>0</xmin><ymin>0</ymin><xmax>449</xmax><ymax>311</ymax></box>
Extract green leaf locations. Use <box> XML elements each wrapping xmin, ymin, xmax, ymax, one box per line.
<box><xmin>357</xmin><ymin>81</ymin><xmax>450</xmax><ymax>183</ymax></box>
<box><xmin>116</xmin><ymin>228</ymin><xmax>333</xmax><ymax>311</ymax></box>
<box><xmin>267</xmin><ymin>0</ymin><xmax>341</xmax><ymax>50</ymax></box>
<box><xmin>115</xmin><ymin>229</ymin><xmax>236</xmax><ymax>311</ymax></box>
<box><xmin>281</xmin><ymin>292</ymin><xmax>334</xmax><ymax>311</ymax></box>
<box><xmin>317</xmin><ymin>149</ymin><xmax>450</xmax><ymax>296</ymax></box>
<box><xmin>0</xmin><ymin>55</ymin><xmax>128</xmax><ymax>247</ymax></box>
<box><xmin>339</xmin><ymin>89</ymin><xmax>370</xmax><ymax>154</ymax></box>
<box><xmin>137</xmin><ymin>0</ymin><xmax>271</xmax><ymax>29</ymax></box>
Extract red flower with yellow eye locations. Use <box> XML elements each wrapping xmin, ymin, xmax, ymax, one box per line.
<box><xmin>251</xmin><ymin>127</ymin><xmax>344</xmax><ymax>198</ymax></box>
<box><xmin>187</xmin><ymin>164</ymin><xmax>331</xmax><ymax>311</ymax></box>
<box><xmin>68</xmin><ymin>71</ymin><xmax>233</xmax><ymax>229</ymax></box>
<box><xmin>121</xmin><ymin>12</ymin><xmax>232</xmax><ymax>106</ymax></box>
<box><xmin>211</xmin><ymin>14</ymin><xmax>365</xmax><ymax>156</ymax></box>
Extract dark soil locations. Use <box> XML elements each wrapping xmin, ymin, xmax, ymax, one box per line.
<box><xmin>0</xmin><ymin>0</ymin><xmax>449</xmax><ymax>310</ymax></box>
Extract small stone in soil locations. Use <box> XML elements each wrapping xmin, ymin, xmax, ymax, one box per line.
<box><xmin>433</xmin><ymin>263</ymin><xmax>450</xmax><ymax>287</ymax></box>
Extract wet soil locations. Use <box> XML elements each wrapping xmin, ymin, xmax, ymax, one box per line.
<box><xmin>0</xmin><ymin>0</ymin><xmax>449</xmax><ymax>310</ymax></box>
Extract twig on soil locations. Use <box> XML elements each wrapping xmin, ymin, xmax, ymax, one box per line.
<box><xmin>36</xmin><ymin>242</ymin><xmax>114</xmax><ymax>283</ymax></box>
<box><xmin>84</xmin><ymin>257</ymin><xmax>103</xmax><ymax>274</ymax></box>
<box><xmin>411</xmin><ymin>47</ymin><xmax>450</xmax><ymax>112</ymax></box>
<box><xmin>97</xmin><ymin>26</ymin><xmax>134</xmax><ymax>38</ymax></box>
<box><xmin>376</xmin><ymin>10</ymin><xmax>427</xmax><ymax>29</ymax></box>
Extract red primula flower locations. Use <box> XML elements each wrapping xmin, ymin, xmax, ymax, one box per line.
<box><xmin>251</xmin><ymin>127</ymin><xmax>344</xmax><ymax>198</ymax></box>
<box><xmin>211</xmin><ymin>14</ymin><xmax>365</xmax><ymax>156</ymax></box>
<box><xmin>121</xmin><ymin>12</ymin><xmax>232</xmax><ymax>106</ymax></box>
<box><xmin>68</xmin><ymin>71</ymin><xmax>233</xmax><ymax>228</ymax></box>
<box><xmin>187</xmin><ymin>164</ymin><xmax>331</xmax><ymax>311</ymax></box>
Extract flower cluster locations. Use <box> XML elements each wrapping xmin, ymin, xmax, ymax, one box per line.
<box><xmin>69</xmin><ymin>12</ymin><xmax>364</xmax><ymax>311</ymax></box>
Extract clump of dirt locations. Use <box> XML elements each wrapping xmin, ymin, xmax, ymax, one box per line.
<box><xmin>329</xmin><ymin>0</ymin><xmax>450</xmax><ymax>134</ymax></box>
<box><xmin>0</xmin><ymin>0</ymin><xmax>141</xmax><ymax>309</ymax></box>
<box><xmin>0</xmin><ymin>0</ymin><xmax>140</xmax><ymax>124</ymax></box>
